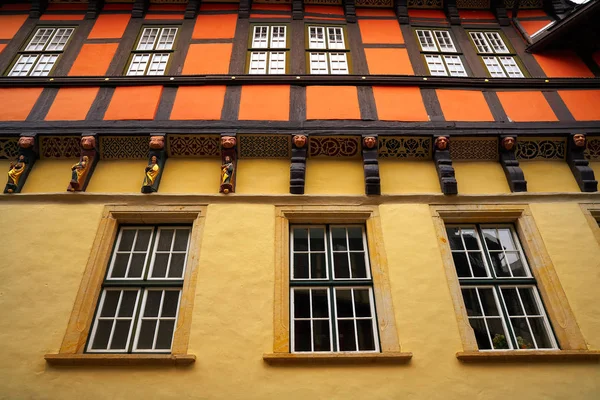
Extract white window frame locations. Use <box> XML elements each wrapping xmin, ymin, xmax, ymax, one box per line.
<box><xmin>8</xmin><ymin>27</ymin><xmax>75</xmax><ymax>77</ymax></box>
<box><xmin>248</xmin><ymin>25</ymin><xmax>288</xmax><ymax>75</ymax></box>
<box><xmin>290</xmin><ymin>287</ymin><xmax>334</xmax><ymax>353</ymax></box>
<box><xmin>132</xmin><ymin>288</ymin><xmax>183</xmax><ymax>353</ymax></box>
<box><xmin>469</xmin><ymin>31</ymin><xmax>525</xmax><ymax>78</ymax></box>
<box><xmin>416</xmin><ymin>28</ymin><xmax>467</xmax><ymax>77</ymax></box>
<box><xmin>333</xmin><ymin>287</ymin><xmax>380</xmax><ymax>353</ymax></box>
<box><xmin>307</xmin><ymin>25</ymin><xmax>350</xmax><ymax>75</ymax></box>
<box><xmin>126</xmin><ymin>26</ymin><xmax>179</xmax><ymax>76</ymax></box>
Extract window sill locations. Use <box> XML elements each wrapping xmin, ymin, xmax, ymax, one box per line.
<box><xmin>456</xmin><ymin>350</ymin><xmax>600</xmax><ymax>363</ymax></box>
<box><xmin>263</xmin><ymin>352</ymin><xmax>413</xmax><ymax>365</ymax></box>
<box><xmin>44</xmin><ymin>353</ymin><xmax>196</xmax><ymax>366</ymax></box>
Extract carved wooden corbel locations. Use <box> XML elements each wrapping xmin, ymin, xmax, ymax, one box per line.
<box><xmin>343</xmin><ymin>0</ymin><xmax>357</xmax><ymax>23</ymax></box>
<box><xmin>132</xmin><ymin>0</ymin><xmax>150</xmax><ymax>18</ymax></box>
<box><xmin>220</xmin><ymin>135</ymin><xmax>237</xmax><ymax>194</ymax></box>
<box><xmin>292</xmin><ymin>0</ymin><xmax>304</xmax><ymax>20</ymax></box>
<box><xmin>185</xmin><ymin>0</ymin><xmax>201</xmax><ymax>19</ymax></box>
<box><xmin>30</xmin><ymin>0</ymin><xmax>49</xmax><ymax>18</ymax></box>
<box><xmin>567</xmin><ymin>133</ymin><xmax>598</xmax><ymax>192</ymax></box>
<box><xmin>499</xmin><ymin>136</ymin><xmax>527</xmax><ymax>192</ymax></box>
<box><xmin>491</xmin><ymin>0</ymin><xmax>510</xmax><ymax>26</ymax></box>
<box><xmin>362</xmin><ymin>136</ymin><xmax>380</xmax><ymax>195</ymax></box>
<box><xmin>444</xmin><ymin>0</ymin><xmax>461</xmax><ymax>25</ymax></box>
<box><xmin>86</xmin><ymin>0</ymin><xmax>105</xmax><ymax>19</ymax></box>
<box><xmin>141</xmin><ymin>134</ymin><xmax>167</xmax><ymax>194</ymax></box>
<box><xmin>393</xmin><ymin>0</ymin><xmax>409</xmax><ymax>24</ymax></box>
<box><xmin>4</xmin><ymin>135</ymin><xmax>38</xmax><ymax>194</ymax></box>
<box><xmin>239</xmin><ymin>0</ymin><xmax>252</xmax><ymax>19</ymax></box>
<box><xmin>290</xmin><ymin>134</ymin><xmax>307</xmax><ymax>195</ymax></box>
<box><xmin>67</xmin><ymin>134</ymin><xmax>99</xmax><ymax>192</ymax></box>
<box><xmin>433</xmin><ymin>136</ymin><xmax>458</xmax><ymax>195</ymax></box>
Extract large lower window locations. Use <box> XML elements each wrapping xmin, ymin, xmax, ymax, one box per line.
<box><xmin>247</xmin><ymin>25</ymin><xmax>288</xmax><ymax>74</ymax></box>
<box><xmin>415</xmin><ymin>28</ymin><xmax>467</xmax><ymax>77</ymax></box>
<box><xmin>447</xmin><ymin>224</ymin><xmax>557</xmax><ymax>350</ymax></box>
<box><xmin>306</xmin><ymin>25</ymin><xmax>350</xmax><ymax>74</ymax></box>
<box><xmin>290</xmin><ymin>225</ymin><xmax>379</xmax><ymax>352</ymax></box>
<box><xmin>126</xmin><ymin>26</ymin><xmax>179</xmax><ymax>76</ymax></box>
<box><xmin>468</xmin><ymin>31</ymin><xmax>525</xmax><ymax>78</ymax></box>
<box><xmin>87</xmin><ymin>226</ymin><xmax>191</xmax><ymax>353</ymax></box>
<box><xmin>7</xmin><ymin>26</ymin><xmax>75</xmax><ymax>76</ymax></box>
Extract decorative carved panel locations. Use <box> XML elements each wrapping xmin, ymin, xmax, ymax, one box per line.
<box><xmin>450</xmin><ymin>137</ymin><xmax>498</xmax><ymax>161</ymax></box>
<box><xmin>254</xmin><ymin>0</ymin><xmax>292</xmax><ymax>3</ymax></box>
<box><xmin>584</xmin><ymin>137</ymin><xmax>600</xmax><ymax>161</ymax></box>
<box><xmin>167</xmin><ymin>135</ymin><xmax>220</xmax><ymax>157</ymax></box>
<box><xmin>355</xmin><ymin>0</ymin><xmax>393</xmax><ymax>7</ymax></box>
<box><xmin>99</xmin><ymin>136</ymin><xmax>148</xmax><ymax>160</ymax></box>
<box><xmin>407</xmin><ymin>0</ymin><xmax>442</xmax><ymax>8</ymax></box>
<box><xmin>304</xmin><ymin>0</ymin><xmax>343</xmax><ymax>5</ymax></box>
<box><xmin>40</xmin><ymin>136</ymin><xmax>81</xmax><ymax>159</ymax></box>
<box><xmin>504</xmin><ymin>0</ymin><xmax>543</xmax><ymax>9</ymax></box>
<box><xmin>239</xmin><ymin>135</ymin><xmax>291</xmax><ymax>159</ymax></box>
<box><xmin>309</xmin><ymin>136</ymin><xmax>361</xmax><ymax>158</ymax></box>
<box><xmin>0</xmin><ymin>138</ymin><xmax>19</xmax><ymax>160</ymax></box>
<box><xmin>456</xmin><ymin>0</ymin><xmax>490</xmax><ymax>9</ymax></box>
<box><xmin>516</xmin><ymin>138</ymin><xmax>566</xmax><ymax>161</ymax></box>
<box><xmin>377</xmin><ymin>137</ymin><xmax>432</xmax><ymax>159</ymax></box>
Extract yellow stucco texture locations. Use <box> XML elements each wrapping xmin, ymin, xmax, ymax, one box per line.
<box><xmin>591</xmin><ymin>162</ymin><xmax>600</xmax><ymax>181</ymax></box>
<box><xmin>85</xmin><ymin>160</ymin><xmax>147</xmax><ymax>193</ymax></box>
<box><xmin>158</xmin><ymin>158</ymin><xmax>221</xmax><ymax>193</ymax></box>
<box><xmin>235</xmin><ymin>159</ymin><xmax>289</xmax><ymax>194</ymax></box>
<box><xmin>20</xmin><ymin>159</ymin><xmax>76</xmax><ymax>193</ymax></box>
<box><xmin>304</xmin><ymin>159</ymin><xmax>364</xmax><ymax>195</ymax></box>
<box><xmin>379</xmin><ymin>160</ymin><xmax>440</xmax><ymax>193</ymax></box>
<box><xmin>453</xmin><ymin>161</ymin><xmax>511</xmax><ymax>194</ymax></box>
<box><xmin>520</xmin><ymin>161</ymin><xmax>580</xmax><ymax>192</ymax></box>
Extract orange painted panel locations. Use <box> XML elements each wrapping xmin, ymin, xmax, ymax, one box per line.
<box><xmin>520</xmin><ymin>20</ymin><xmax>551</xmax><ymax>37</ymax></box>
<box><xmin>239</xmin><ymin>85</ymin><xmax>290</xmax><ymax>121</ymax></box>
<box><xmin>304</xmin><ymin>6</ymin><xmax>344</xmax><ymax>15</ymax></box>
<box><xmin>182</xmin><ymin>44</ymin><xmax>232</xmax><ymax>74</ymax></box>
<box><xmin>356</xmin><ymin>8</ymin><xmax>395</xmax><ymax>17</ymax></box>
<box><xmin>252</xmin><ymin>4</ymin><xmax>291</xmax><ymax>11</ymax></box>
<box><xmin>40</xmin><ymin>14</ymin><xmax>85</xmax><ymax>21</ymax></box>
<box><xmin>250</xmin><ymin>14</ymin><xmax>291</xmax><ymax>19</ymax></box>
<box><xmin>170</xmin><ymin>86</ymin><xmax>226</xmax><ymax>120</ymax></box>
<box><xmin>496</xmin><ymin>91</ymin><xmax>557</xmax><ymax>122</ymax></box>
<box><xmin>145</xmin><ymin>14</ymin><xmax>184</xmax><ymax>20</ymax></box>
<box><xmin>306</xmin><ymin>86</ymin><xmax>360</xmax><ymax>120</ymax></box>
<box><xmin>408</xmin><ymin>9</ymin><xmax>447</xmax><ymax>19</ymax></box>
<box><xmin>0</xmin><ymin>88</ymin><xmax>43</xmax><ymax>121</ymax></box>
<box><xmin>0</xmin><ymin>44</ymin><xmax>6</xmax><ymax>55</ymax></box>
<box><xmin>104</xmin><ymin>86</ymin><xmax>163</xmax><ymax>120</ymax></box>
<box><xmin>436</xmin><ymin>90</ymin><xmax>494</xmax><ymax>121</ymax></box>
<box><xmin>517</xmin><ymin>9</ymin><xmax>549</xmax><ymax>18</ymax></box>
<box><xmin>459</xmin><ymin>10</ymin><xmax>495</xmax><ymax>19</ymax></box>
<box><xmin>45</xmin><ymin>88</ymin><xmax>99</xmax><ymax>121</ymax></box>
<box><xmin>192</xmin><ymin>14</ymin><xmax>237</xmax><ymax>39</ymax></box>
<box><xmin>149</xmin><ymin>4</ymin><xmax>186</xmax><ymax>11</ymax></box>
<box><xmin>558</xmin><ymin>90</ymin><xmax>600</xmax><ymax>121</ymax></box>
<box><xmin>0</xmin><ymin>15</ymin><xmax>28</xmax><ymax>39</ymax></box>
<box><xmin>305</xmin><ymin>17</ymin><xmax>345</xmax><ymax>21</ymax></box>
<box><xmin>533</xmin><ymin>49</ymin><xmax>594</xmax><ymax>78</ymax></box>
<box><xmin>88</xmin><ymin>14</ymin><xmax>130</xmax><ymax>39</ymax></box>
<box><xmin>69</xmin><ymin>44</ymin><xmax>118</xmax><ymax>76</ymax></box>
<box><xmin>373</xmin><ymin>87</ymin><xmax>428</xmax><ymax>121</ymax></box>
<box><xmin>359</xmin><ymin>20</ymin><xmax>403</xmax><ymax>44</ymax></box>
<box><xmin>365</xmin><ymin>48</ymin><xmax>413</xmax><ymax>75</ymax></box>
<box><xmin>593</xmin><ymin>51</ymin><xmax>600</xmax><ymax>67</ymax></box>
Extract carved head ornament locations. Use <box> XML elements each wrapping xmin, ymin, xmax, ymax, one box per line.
<box><xmin>81</xmin><ymin>136</ymin><xmax>96</xmax><ymax>150</ymax></box>
<box><xmin>502</xmin><ymin>137</ymin><xmax>516</xmax><ymax>151</ymax></box>
<box><xmin>573</xmin><ymin>134</ymin><xmax>586</xmax><ymax>148</ymax></box>
<box><xmin>221</xmin><ymin>136</ymin><xmax>236</xmax><ymax>149</ymax></box>
<box><xmin>435</xmin><ymin>136</ymin><xmax>449</xmax><ymax>151</ymax></box>
<box><xmin>363</xmin><ymin>136</ymin><xmax>377</xmax><ymax>149</ymax></box>
<box><xmin>293</xmin><ymin>135</ymin><xmax>307</xmax><ymax>148</ymax></box>
<box><xmin>149</xmin><ymin>136</ymin><xmax>165</xmax><ymax>150</ymax></box>
<box><xmin>18</xmin><ymin>137</ymin><xmax>34</xmax><ymax>149</ymax></box>
<box><xmin>150</xmin><ymin>155</ymin><xmax>158</xmax><ymax>164</ymax></box>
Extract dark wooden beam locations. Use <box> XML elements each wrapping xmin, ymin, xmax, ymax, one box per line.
<box><xmin>567</xmin><ymin>133</ymin><xmax>598</xmax><ymax>192</ymax></box>
<box><xmin>444</xmin><ymin>0</ymin><xmax>461</xmax><ymax>26</ymax></box>
<box><xmin>343</xmin><ymin>0</ymin><xmax>357</xmax><ymax>23</ymax></box>
<box><xmin>292</xmin><ymin>0</ymin><xmax>304</xmax><ymax>20</ymax></box>
<box><xmin>433</xmin><ymin>136</ymin><xmax>458</xmax><ymax>195</ymax></box>
<box><xmin>393</xmin><ymin>0</ymin><xmax>409</xmax><ymax>24</ymax></box>
<box><xmin>362</xmin><ymin>135</ymin><xmax>380</xmax><ymax>195</ymax></box>
<box><xmin>30</xmin><ymin>0</ymin><xmax>48</xmax><ymax>18</ymax></box>
<box><xmin>290</xmin><ymin>134</ymin><xmax>307</xmax><ymax>195</ymax></box>
<box><xmin>499</xmin><ymin>135</ymin><xmax>527</xmax><ymax>192</ymax></box>
<box><xmin>86</xmin><ymin>0</ymin><xmax>105</xmax><ymax>19</ymax></box>
<box><xmin>132</xmin><ymin>0</ymin><xmax>150</xmax><ymax>18</ymax></box>
<box><xmin>185</xmin><ymin>0</ymin><xmax>201</xmax><ymax>19</ymax></box>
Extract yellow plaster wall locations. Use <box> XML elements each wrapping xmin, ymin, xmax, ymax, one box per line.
<box><xmin>158</xmin><ymin>158</ymin><xmax>221</xmax><ymax>194</ymax></box>
<box><xmin>379</xmin><ymin>160</ymin><xmax>440</xmax><ymax>193</ymax></box>
<box><xmin>453</xmin><ymin>161</ymin><xmax>511</xmax><ymax>194</ymax></box>
<box><xmin>590</xmin><ymin>162</ymin><xmax>600</xmax><ymax>181</ymax></box>
<box><xmin>305</xmin><ymin>159</ymin><xmax>364</xmax><ymax>195</ymax></box>
<box><xmin>236</xmin><ymin>159</ymin><xmax>289</xmax><ymax>194</ymax></box>
<box><xmin>20</xmin><ymin>159</ymin><xmax>75</xmax><ymax>193</ymax></box>
<box><xmin>520</xmin><ymin>161</ymin><xmax>580</xmax><ymax>192</ymax></box>
<box><xmin>0</xmin><ymin>201</ymin><xmax>599</xmax><ymax>399</ymax></box>
<box><xmin>86</xmin><ymin>160</ymin><xmax>148</xmax><ymax>193</ymax></box>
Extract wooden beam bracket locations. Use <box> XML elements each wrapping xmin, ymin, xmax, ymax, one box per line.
<box><xmin>362</xmin><ymin>135</ymin><xmax>380</xmax><ymax>196</ymax></box>
<box><xmin>433</xmin><ymin>135</ymin><xmax>458</xmax><ymax>195</ymax></box>
<box><xmin>290</xmin><ymin>134</ymin><xmax>308</xmax><ymax>195</ymax></box>
<box><xmin>567</xmin><ymin>133</ymin><xmax>598</xmax><ymax>192</ymax></box>
<box><xmin>499</xmin><ymin>135</ymin><xmax>527</xmax><ymax>192</ymax></box>
<box><xmin>185</xmin><ymin>0</ymin><xmax>201</xmax><ymax>19</ymax></box>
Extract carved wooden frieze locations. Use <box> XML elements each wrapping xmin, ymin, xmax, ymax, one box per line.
<box><xmin>516</xmin><ymin>138</ymin><xmax>566</xmax><ymax>161</ymax></box>
<box><xmin>377</xmin><ymin>136</ymin><xmax>432</xmax><ymax>159</ymax></box>
<box><xmin>407</xmin><ymin>0</ymin><xmax>442</xmax><ymax>8</ymax></box>
<box><xmin>504</xmin><ymin>0</ymin><xmax>542</xmax><ymax>9</ymax></box>
<box><xmin>584</xmin><ymin>137</ymin><xmax>600</xmax><ymax>161</ymax></box>
<box><xmin>239</xmin><ymin>135</ymin><xmax>291</xmax><ymax>159</ymax></box>
<box><xmin>362</xmin><ymin>136</ymin><xmax>380</xmax><ymax>195</ymax></box>
<box><xmin>499</xmin><ymin>136</ymin><xmax>527</xmax><ymax>193</ymax></box>
<box><xmin>0</xmin><ymin>138</ymin><xmax>19</xmax><ymax>160</ymax></box>
<box><xmin>456</xmin><ymin>0</ymin><xmax>490</xmax><ymax>8</ymax></box>
<box><xmin>4</xmin><ymin>136</ymin><xmax>38</xmax><ymax>194</ymax></box>
<box><xmin>167</xmin><ymin>135</ymin><xmax>220</xmax><ymax>157</ymax></box>
<box><xmin>99</xmin><ymin>136</ymin><xmax>148</xmax><ymax>160</ymax></box>
<box><xmin>40</xmin><ymin>136</ymin><xmax>81</xmax><ymax>159</ymax></box>
<box><xmin>356</xmin><ymin>0</ymin><xmax>393</xmax><ymax>6</ymax></box>
<box><xmin>450</xmin><ymin>137</ymin><xmax>498</xmax><ymax>161</ymax></box>
<box><xmin>141</xmin><ymin>135</ymin><xmax>166</xmax><ymax>194</ymax></box>
<box><xmin>567</xmin><ymin>133</ymin><xmax>598</xmax><ymax>193</ymax></box>
<box><xmin>309</xmin><ymin>136</ymin><xmax>361</xmax><ymax>158</ymax></box>
<box><xmin>290</xmin><ymin>134</ymin><xmax>308</xmax><ymax>195</ymax></box>
<box><xmin>220</xmin><ymin>135</ymin><xmax>237</xmax><ymax>194</ymax></box>
<box><xmin>433</xmin><ymin>136</ymin><xmax>458</xmax><ymax>195</ymax></box>
<box><xmin>304</xmin><ymin>0</ymin><xmax>343</xmax><ymax>4</ymax></box>
<box><xmin>67</xmin><ymin>135</ymin><xmax>99</xmax><ymax>192</ymax></box>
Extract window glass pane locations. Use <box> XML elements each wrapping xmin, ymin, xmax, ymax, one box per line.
<box><xmin>134</xmin><ymin>229</ymin><xmax>152</xmax><ymax>251</ymax></box>
<box><xmin>168</xmin><ymin>253</ymin><xmax>186</xmax><ymax>278</ymax></box>
<box><xmin>337</xmin><ymin>320</ymin><xmax>356</xmax><ymax>351</ymax></box>
<box><xmin>294</xmin><ymin>320</ymin><xmax>311</xmax><ymax>351</ymax></box>
<box><xmin>128</xmin><ymin>253</ymin><xmax>146</xmax><ymax>278</ymax></box>
<box><xmin>350</xmin><ymin>252</ymin><xmax>367</xmax><ymax>279</ymax></box>
<box><xmin>309</xmin><ymin>227</ymin><xmax>325</xmax><ymax>251</ymax></box>
<box><xmin>461</xmin><ymin>229</ymin><xmax>479</xmax><ymax>250</ymax></box>
<box><xmin>425</xmin><ymin>55</ymin><xmax>447</xmax><ymax>76</ymax></box>
<box><xmin>331</xmin><ymin>227</ymin><xmax>347</xmax><ymax>251</ymax></box>
<box><xmin>152</xmin><ymin>253</ymin><xmax>169</xmax><ymax>278</ymax></box>
<box><xmin>137</xmin><ymin>28</ymin><xmax>160</xmax><ymax>51</ymax></box>
<box><xmin>101</xmin><ymin>291</ymin><xmax>121</xmax><ymax>318</ymax></box>
<box><xmin>144</xmin><ymin>291</ymin><xmax>162</xmax><ymax>317</ymax></box>
<box><xmin>156</xmin><ymin>320</ymin><xmax>176</xmax><ymax>349</ymax></box>
<box><xmin>293</xmin><ymin>228</ymin><xmax>308</xmax><ymax>251</ymax></box>
<box><xmin>529</xmin><ymin>318</ymin><xmax>553</xmax><ymax>348</ymax></box>
<box><xmin>446</xmin><ymin>228</ymin><xmax>464</xmax><ymax>250</ymax></box>
<box><xmin>147</xmin><ymin>53</ymin><xmax>170</xmax><ymax>75</ymax></box>
<box><xmin>357</xmin><ymin>320</ymin><xmax>376</xmax><ymax>351</ymax></box>
<box><xmin>333</xmin><ymin>253</ymin><xmax>350</xmax><ymax>278</ymax></box>
<box><xmin>501</xmin><ymin>288</ymin><xmax>524</xmax><ymax>316</ymax></box>
<box><xmin>497</xmin><ymin>228</ymin><xmax>516</xmax><ymax>250</ymax></box>
<box><xmin>294</xmin><ymin>290</ymin><xmax>310</xmax><ymax>318</ymax></box>
<box><xmin>252</xmin><ymin>26</ymin><xmax>269</xmax><ymax>48</ymax></box>
<box><xmin>46</xmin><ymin>27</ymin><xmax>74</xmax><ymax>51</ymax></box>
<box><xmin>137</xmin><ymin>320</ymin><xmax>157</xmax><ymax>349</ymax></box>
<box><xmin>91</xmin><ymin>320</ymin><xmax>113</xmax><ymax>350</ymax></box>
<box><xmin>156</xmin><ymin>28</ymin><xmax>177</xmax><ymax>51</ymax></box>
<box><xmin>452</xmin><ymin>252</ymin><xmax>471</xmax><ymax>278</ymax></box>
<box><xmin>487</xmin><ymin>318</ymin><xmax>510</xmax><ymax>349</ymax></box>
<box><xmin>510</xmin><ymin>318</ymin><xmax>535</xmax><ymax>349</ymax></box>
<box><xmin>354</xmin><ymin>289</ymin><xmax>371</xmax><ymax>318</ymax></box>
<box><xmin>308</xmin><ymin>26</ymin><xmax>326</xmax><ymax>49</ymax></box>
<box><xmin>335</xmin><ymin>289</ymin><xmax>353</xmax><ymax>318</ymax></box>
<box><xmin>329</xmin><ymin>53</ymin><xmax>348</xmax><ymax>75</ymax></box>
<box><xmin>127</xmin><ymin>54</ymin><xmax>150</xmax><ymax>76</ymax></box>
<box><xmin>347</xmin><ymin>227</ymin><xmax>363</xmax><ymax>250</ymax></box>
<box><xmin>26</xmin><ymin>28</ymin><xmax>55</xmax><ymax>51</ymax></box>
<box><xmin>434</xmin><ymin>30</ymin><xmax>456</xmax><ymax>52</ymax></box>
<box><xmin>268</xmin><ymin>51</ymin><xmax>286</xmax><ymax>74</ymax></box>
<box><xmin>309</xmin><ymin>52</ymin><xmax>328</xmax><ymax>74</ymax></box>
<box><xmin>312</xmin><ymin>289</ymin><xmax>329</xmax><ymax>318</ymax></box>
<box><xmin>462</xmin><ymin>288</ymin><xmax>482</xmax><ymax>316</ymax></box>
<box><xmin>482</xmin><ymin>228</ymin><xmax>501</xmax><ymax>250</ymax></box>
<box><xmin>506</xmin><ymin>252</ymin><xmax>525</xmax><ymax>277</ymax></box>
<box><xmin>518</xmin><ymin>288</ymin><xmax>540</xmax><ymax>315</ymax></box>
<box><xmin>162</xmin><ymin>291</ymin><xmax>180</xmax><ymax>317</ymax></box>
<box><xmin>8</xmin><ymin>54</ymin><xmax>38</xmax><ymax>77</ymax></box>
<box><xmin>416</xmin><ymin>30</ymin><xmax>437</xmax><ymax>51</ymax></box>
<box><xmin>490</xmin><ymin>252</ymin><xmax>510</xmax><ymax>277</ymax></box>
<box><xmin>111</xmin><ymin>320</ymin><xmax>131</xmax><ymax>350</ymax></box>
<box><xmin>469</xmin><ymin>319</ymin><xmax>492</xmax><ymax>350</ymax></box>
<box><xmin>483</xmin><ymin>56</ymin><xmax>507</xmax><ymax>78</ymax></box>
<box><xmin>485</xmin><ymin>32</ymin><xmax>509</xmax><ymax>54</ymax></box>
<box><xmin>469</xmin><ymin>32</ymin><xmax>492</xmax><ymax>53</ymax></box>
<box><xmin>313</xmin><ymin>320</ymin><xmax>331</xmax><ymax>351</ymax></box>
<box><xmin>293</xmin><ymin>253</ymin><xmax>309</xmax><ymax>279</ymax></box>
<box><xmin>327</xmin><ymin>27</ymin><xmax>345</xmax><ymax>49</ymax></box>
<box><xmin>444</xmin><ymin>56</ymin><xmax>467</xmax><ymax>77</ymax></box>
<box><xmin>118</xmin><ymin>290</ymin><xmax>139</xmax><ymax>318</ymax></box>
<box><xmin>173</xmin><ymin>229</ymin><xmax>190</xmax><ymax>251</ymax></box>
<box><xmin>111</xmin><ymin>253</ymin><xmax>130</xmax><ymax>278</ymax></box>
<box><xmin>249</xmin><ymin>51</ymin><xmax>267</xmax><ymax>74</ymax></box>
<box><xmin>469</xmin><ymin>252</ymin><xmax>487</xmax><ymax>277</ymax></box>
<box><xmin>270</xmin><ymin>26</ymin><xmax>286</xmax><ymax>48</ymax></box>
<box><xmin>157</xmin><ymin>229</ymin><xmax>174</xmax><ymax>251</ymax></box>
<box><xmin>310</xmin><ymin>253</ymin><xmax>327</xmax><ymax>279</ymax></box>
<box><xmin>478</xmin><ymin>288</ymin><xmax>499</xmax><ymax>316</ymax></box>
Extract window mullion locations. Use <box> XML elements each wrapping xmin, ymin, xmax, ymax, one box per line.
<box><xmin>476</xmin><ymin>224</ymin><xmax>496</xmax><ymax>279</ymax></box>
<box><xmin>496</xmin><ymin>286</ymin><xmax>518</xmax><ymax>349</ymax></box>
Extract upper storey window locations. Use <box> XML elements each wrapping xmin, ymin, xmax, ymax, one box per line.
<box><xmin>306</xmin><ymin>25</ymin><xmax>350</xmax><ymax>75</ymax></box>
<box><xmin>247</xmin><ymin>25</ymin><xmax>289</xmax><ymax>74</ymax></box>
<box><xmin>414</xmin><ymin>29</ymin><xmax>467</xmax><ymax>77</ymax></box>
<box><xmin>7</xmin><ymin>27</ymin><xmax>75</xmax><ymax>77</ymax></box>
<box><xmin>468</xmin><ymin>31</ymin><xmax>525</xmax><ymax>78</ymax></box>
<box><xmin>126</xmin><ymin>26</ymin><xmax>179</xmax><ymax>76</ymax></box>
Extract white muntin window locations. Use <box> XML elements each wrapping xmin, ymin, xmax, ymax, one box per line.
<box><xmin>415</xmin><ymin>28</ymin><xmax>466</xmax><ymax>77</ymax></box>
<box><xmin>126</xmin><ymin>26</ymin><xmax>179</xmax><ymax>76</ymax></box>
<box><xmin>8</xmin><ymin>27</ymin><xmax>74</xmax><ymax>77</ymax></box>
<box><xmin>307</xmin><ymin>25</ymin><xmax>350</xmax><ymax>75</ymax></box>
<box><xmin>469</xmin><ymin>31</ymin><xmax>525</xmax><ymax>78</ymax></box>
<box><xmin>446</xmin><ymin>225</ymin><xmax>558</xmax><ymax>351</ymax></box>
<box><xmin>87</xmin><ymin>226</ymin><xmax>191</xmax><ymax>353</ymax></box>
<box><xmin>290</xmin><ymin>225</ymin><xmax>379</xmax><ymax>353</ymax></box>
<box><xmin>248</xmin><ymin>25</ymin><xmax>288</xmax><ymax>74</ymax></box>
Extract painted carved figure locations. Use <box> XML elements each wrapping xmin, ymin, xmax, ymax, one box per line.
<box><xmin>221</xmin><ymin>136</ymin><xmax>236</xmax><ymax>149</ymax></box>
<box><xmin>18</xmin><ymin>137</ymin><xmax>34</xmax><ymax>149</ymax></box>
<box><xmin>69</xmin><ymin>156</ymin><xmax>89</xmax><ymax>191</ymax></box>
<box><xmin>502</xmin><ymin>137</ymin><xmax>516</xmax><ymax>151</ymax></box>
<box><xmin>573</xmin><ymin>134</ymin><xmax>586</xmax><ymax>148</ymax></box>
<box><xmin>221</xmin><ymin>156</ymin><xmax>234</xmax><ymax>194</ymax></box>
<box><xmin>81</xmin><ymin>135</ymin><xmax>96</xmax><ymax>150</ymax></box>
<box><xmin>363</xmin><ymin>136</ymin><xmax>377</xmax><ymax>149</ymax></box>
<box><xmin>6</xmin><ymin>155</ymin><xmax>27</xmax><ymax>193</ymax></box>
<box><xmin>435</xmin><ymin>136</ymin><xmax>449</xmax><ymax>151</ymax></box>
<box><xmin>293</xmin><ymin>135</ymin><xmax>307</xmax><ymax>148</ymax></box>
<box><xmin>143</xmin><ymin>156</ymin><xmax>160</xmax><ymax>188</ymax></box>
<box><xmin>149</xmin><ymin>135</ymin><xmax>165</xmax><ymax>150</ymax></box>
